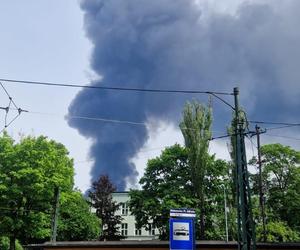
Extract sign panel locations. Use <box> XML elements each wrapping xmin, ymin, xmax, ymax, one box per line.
<box><xmin>170</xmin><ymin>218</ymin><xmax>195</xmax><ymax>250</ymax></box>
<box><xmin>170</xmin><ymin>209</ymin><xmax>196</xmax><ymax>218</ymax></box>
<box><xmin>173</xmin><ymin>222</ymin><xmax>190</xmax><ymax>240</ymax></box>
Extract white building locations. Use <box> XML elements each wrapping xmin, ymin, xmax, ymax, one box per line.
<box><xmin>112</xmin><ymin>192</ymin><xmax>159</xmax><ymax>240</ymax></box>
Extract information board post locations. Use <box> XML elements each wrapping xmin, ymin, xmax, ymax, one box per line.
<box><xmin>169</xmin><ymin>209</ymin><xmax>196</xmax><ymax>250</ymax></box>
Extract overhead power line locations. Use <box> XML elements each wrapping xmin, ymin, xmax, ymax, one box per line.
<box><xmin>0</xmin><ymin>78</ymin><xmax>233</xmax><ymax>95</ymax></box>
<box><xmin>265</xmin><ymin>125</ymin><xmax>300</xmax><ymax>131</ymax></box>
<box><xmin>12</xmin><ymin>108</ymin><xmax>300</xmax><ymax>141</ymax></box>
<box><xmin>263</xmin><ymin>134</ymin><xmax>300</xmax><ymax>141</ymax></box>
<box><xmin>68</xmin><ymin>113</ymin><xmax>146</xmax><ymax>126</ymax></box>
<box><xmin>3</xmin><ymin>78</ymin><xmax>299</xmax><ymax>129</ymax></box>
<box><xmin>2</xmin><ymin>78</ymin><xmax>299</xmax><ymax>143</ymax></box>
<box><xmin>25</xmin><ymin>109</ymin><xmax>226</xmax><ymax>134</ymax></box>
<box><xmin>249</xmin><ymin>120</ymin><xmax>300</xmax><ymax>127</ymax></box>
<box><xmin>0</xmin><ymin>82</ymin><xmax>28</xmax><ymax>133</ymax></box>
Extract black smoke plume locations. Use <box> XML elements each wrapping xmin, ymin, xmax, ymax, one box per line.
<box><xmin>68</xmin><ymin>0</ymin><xmax>300</xmax><ymax>190</ymax></box>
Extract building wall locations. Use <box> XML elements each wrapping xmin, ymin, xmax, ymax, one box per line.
<box><xmin>112</xmin><ymin>192</ymin><xmax>159</xmax><ymax>240</ymax></box>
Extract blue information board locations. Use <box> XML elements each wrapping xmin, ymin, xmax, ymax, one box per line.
<box><xmin>169</xmin><ymin>217</ymin><xmax>195</xmax><ymax>250</ymax></box>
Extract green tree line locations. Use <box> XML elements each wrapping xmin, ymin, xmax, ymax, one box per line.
<box><xmin>1</xmin><ymin>100</ymin><xmax>300</xmax><ymax>248</ymax></box>
<box><xmin>129</xmin><ymin>101</ymin><xmax>300</xmax><ymax>242</ymax></box>
<box><xmin>0</xmin><ymin>133</ymin><xmax>100</xmax><ymax>250</ymax></box>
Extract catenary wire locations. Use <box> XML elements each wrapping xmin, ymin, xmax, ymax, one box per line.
<box><xmin>0</xmin><ymin>82</ymin><xmax>27</xmax><ymax>133</ymax></box>
<box><xmin>249</xmin><ymin>120</ymin><xmax>300</xmax><ymax>126</ymax></box>
<box><xmin>15</xmin><ymin>108</ymin><xmax>300</xmax><ymax>142</ymax></box>
<box><xmin>2</xmin><ymin>79</ymin><xmax>300</xmax><ymax>142</ymax></box>
<box><xmin>0</xmin><ymin>82</ymin><xmax>19</xmax><ymax>109</ymax></box>
<box><xmin>4</xmin><ymin>79</ymin><xmax>300</xmax><ymax>129</ymax></box>
<box><xmin>265</xmin><ymin>124</ymin><xmax>300</xmax><ymax>131</ymax></box>
<box><xmin>0</xmin><ymin>78</ymin><xmax>233</xmax><ymax>95</ymax></box>
<box><xmin>3</xmin><ymin>79</ymin><xmax>300</xmax><ymax>129</ymax></box>
<box><xmin>262</xmin><ymin>133</ymin><xmax>300</xmax><ymax>141</ymax></box>
<box><xmin>20</xmin><ymin>109</ymin><xmax>227</xmax><ymax>134</ymax></box>
<box><xmin>7</xmin><ymin>107</ymin><xmax>300</xmax><ymax>144</ymax></box>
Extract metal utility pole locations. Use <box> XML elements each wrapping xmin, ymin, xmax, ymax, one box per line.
<box><xmin>255</xmin><ymin>125</ymin><xmax>267</xmax><ymax>242</ymax></box>
<box><xmin>222</xmin><ymin>185</ymin><xmax>229</xmax><ymax>242</ymax></box>
<box><xmin>234</xmin><ymin>87</ymin><xmax>256</xmax><ymax>250</ymax></box>
<box><xmin>51</xmin><ymin>186</ymin><xmax>60</xmax><ymax>243</ymax></box>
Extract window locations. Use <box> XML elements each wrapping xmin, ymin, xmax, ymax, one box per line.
<box><xmin>135</xmin><ymin>224</ymin><xmax>142</xmax><ymax>236</ymax></box>
<box><xmin>121</xmin><ymin>223</ymin><xmax>128</xmax><ymax>236</ymax></box>
<box><xmin>148</xmin><ymin>223</ymin><xmax>155</xmax><ymax>236</ymax></box>
<box><xmin>121</xmin><ymin>203</ymin><xmax>129</xmax><ymax>215</ymax></box>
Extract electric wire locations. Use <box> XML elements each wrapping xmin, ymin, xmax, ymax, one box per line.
<box><xmin>0</xmin><ymin>78</ymin><xmax>233</xmax><ymax>95</ymax></box>
<box><xmin>4</xmin><ymin>98</ymin><xmax>12</xmax><ymax>126</ymax></box>
<box><xmin>249</xmin><ymin>120</ymin><xmax>300</xmax><ymax>126</ymax></box>
<box><xmin>23</xmin><ymin>107</ymin><xmax>300</xmax><ymax>142</ymax></box>
<box><xmin>68</xmin><ymin>114</ymin><xmax>146</xmax><ymax>126</ymax></box>
<box><xmin>210</xmin><ymin>92</ymin><xmax>234</xmax><ymax>110</ymax></box>
<box><xmin>16</xmin><ymin>108</ymin><xmax>300</xmax><ymax>133</ymax></box>
<box><xmin>8</xmin><ymin>108</ymin><xmax>300</xmax><ymax>144</ymax></box>
<box><xmin>2</xmin><ymin>79</ymin><xmax>300</xmax><ymax>144</ymax></box>
<box><xmin>265</xmin><ymin>124</ymin><xmax>300</xmax><ymax>131</ymax></box>
<box><xmin>22</xmin><ymin>109</ymin><xmax>227</xmax><ymax>134</ymax></box>
<box><xmin>3</xmin><ymin>79</ymin><xmax>300</xmax><ymax>131</ymax></box>
<box><xmin>210</xmin><ymin>134</ymin><xmax>232</xmax><ymax>140</ymax></box>
<box><xmin>0</xmin><ymin>82</ymin><xmax>28</xmax><ymax>133</ymax></box>
<box><xmin>0</xmin><ymin>82</ymin><xmax>19</xmax><ymax>109</ymax></box>
<box><xmin>262</xmin><ymin>133</ymin><xmax>300</xmax><ymax>141</ymax></box>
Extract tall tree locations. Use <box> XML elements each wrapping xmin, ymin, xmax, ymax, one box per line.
<box><xmin>179</xmin><ymin>100</ymin><xmax>212</xmax><ymax>239</ymax></box>
<box><xmin>88</xmin><ymin>175</ymin><xmax>123</xmax><ymax>240</ymax></box>
<box><xmin>0</xmin><ymin>133</ymin><xmax>74</xmax><ymax>249</ymax></box>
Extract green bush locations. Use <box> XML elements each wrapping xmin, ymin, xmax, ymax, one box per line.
<box><xmin>256</xmin><ymin>221</ymin><xmax>300</xmax><ymax>242</ymax></box>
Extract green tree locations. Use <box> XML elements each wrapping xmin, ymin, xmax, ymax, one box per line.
<box><xmin>179</xmin><ymin>100</ymin><xmax>212</xmax><ymax>239</ymax></box>
<box><xmin>129</xmin><ymin>144</ymin><xmax>230</xmax><ymax>240</ymax></box>
<box><xmin>0</xmin><ymin>133</ymin><xmax>74</xmax><ymax>249</ymax></box>
<box><xmin>203</xmin><ymin>158</ymin><xmax>233</xmax><ymax>240</ymax></box>
<box><xmin>57</xmin><ymin>191</ymin><xmax>100</xmax><ymax>241</ymax></box>
<box><xmin>129</xmin><ymin>144</ymin><xmax>195</xmax><ymax>239</ymax></box>
<box><xmin>88</xmin><ymin>175</ymin><xmax>123</xmax><ymax>240</ymax></box>
<box><xmin>251</xmin><ymin>143</ymin><xmax>300</xmax><ymax>238</ymax></box>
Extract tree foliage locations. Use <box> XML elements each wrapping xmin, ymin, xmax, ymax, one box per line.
<box><xmin>129</xmin><ymin>144</ymin><xmax>195</xmax><ymax>239</ymax></box>
<box><xmin>88</xmin><ymin>175</ymin><xmax>123</xmax><ymax>240</ymax></box>
<box><xmin>179</xmin><ymin>100</ymin><xmax>212</xmax><ymax>239</ymax></box>
<box><xmin>0</xmin><ymin>133</ymin><xmax>101</xmax><ymax>248</ymax></box>
<box><xmin>129</xmin><ymin>144</ymin><xmax>231</xmax><ymax>240</ymax></box>
<box><xmin>256</xmin><ymin>222</ymin><xmax>299</xmax><ymax>242</ymax></box>
<box><xmin>0</xmin><ymin>133</ymin><xmax>74</xmax><ymax>248</ymax></box>
<box><xmin>250</xmin><ymin>143</ymin><xmax>300</xmax><ymax>240</ymax></box>
<box><xmin>0</xmin><ymin>237</ymin><xmax>23</xmax><ymax>250</ymax></box>
<box><xmin>57</xmin><ymin>191</ymin><xmax>100</xmax><ymax>241</ymax></box>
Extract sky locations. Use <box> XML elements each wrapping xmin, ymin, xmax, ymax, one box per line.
<box><xmin>1</xmin><ymin>0</ymin><xmax>300</xmax><ymax>192</ymax></box>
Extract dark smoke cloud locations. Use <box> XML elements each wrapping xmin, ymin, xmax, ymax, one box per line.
<box><xmin>68</xmin><ymin>0</ymin><xmax>300</xmax><ymax>190</ymax></box>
